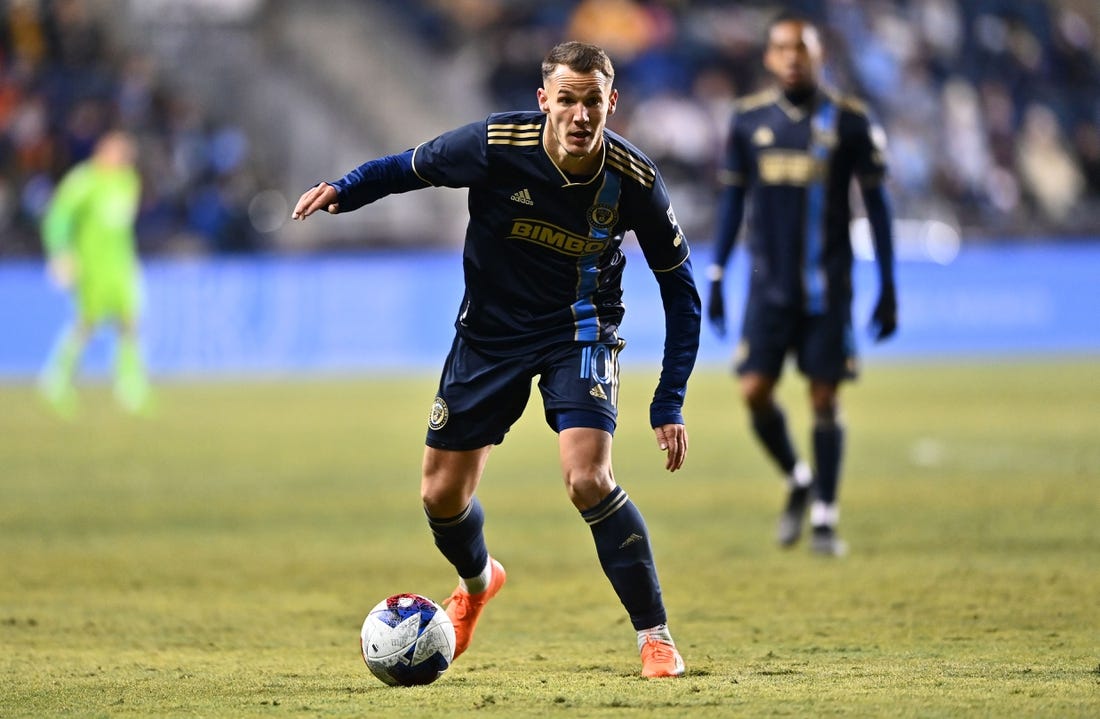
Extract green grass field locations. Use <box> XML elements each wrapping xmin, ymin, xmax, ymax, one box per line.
<box><xmin>1</xmin><ymin>359</ymin><xmax>1097</xmax><ymax>717</ymax></box>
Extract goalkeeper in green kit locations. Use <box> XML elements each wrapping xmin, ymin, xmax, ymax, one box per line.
<box><xmin>38</xmin><ymin>130</ymin><xmax>151</xmax><ymax>417</ymax></box>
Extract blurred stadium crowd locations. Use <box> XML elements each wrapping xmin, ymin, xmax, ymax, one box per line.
<box><xmin>0</xmin><ymin>0</ymin><xmax>270</xmax><ymax>257</ymax></box>
<box><xmin>1</xmin><ymin>0</ymin><xmax>1098</xmax><ymax>258</ymax></box>
<box><xmin>399</xmin><ymin>0</ymin><xmax>1100</xmax><ymax>243</ymax></box>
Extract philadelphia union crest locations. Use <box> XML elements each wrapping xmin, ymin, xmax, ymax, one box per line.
<box><xmin>428</xmin><ymin>396</ymin><xmax>449</xmax><ymax>430</ymax></box>
<box><xmin>586</xmin><ymin>203</ymin><xmax>618</xmax><ymax>232</ymax></box>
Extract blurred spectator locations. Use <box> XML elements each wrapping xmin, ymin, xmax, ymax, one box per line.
<box><xmin>1016</xmin><ymin>101</ymin><xmax>1086</xmax><ymax>223</ymax></box>
<box><xmin>1</xmin><ymin>0</ymin><xmax>1098</xmax><ymax>256</ymax></box>
<box><xmin>565</xmin><ymin>0</ymin><xmax>655</xmax><ymax>63</ymax></box>
<box><xmin>0</xmin><ymin>0</ymin><xmax>266</xmax><ymax>257</ymax></box>
<box><xmin>940</xmin><ymin>78</ymin><xmax>995</xmax><ymax>207</ymax></box>
<box><xmin>1074</xmin><ymin>121</ymin><xmax>1100</xmax><ymax>195</ymax></box>
<box><xmin>402</xmin><ymin>0</ymin><xmax>1100</xmax><ymax>242</ymax></box>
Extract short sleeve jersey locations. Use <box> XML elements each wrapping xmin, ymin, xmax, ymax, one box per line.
<box><xmin>722</xmin><ymin>88</ymin><xmax>887</xmax><ymax>310</ymax></box>
<box><xmin>411</xmin><ymin>111</ymin><xmax>690</xmax><ymax>355</ymax></box>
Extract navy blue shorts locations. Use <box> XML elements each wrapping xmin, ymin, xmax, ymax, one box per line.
<box><xmin>425</xmin><ymin>335</ymin><xmax>626</xmax><ymax>451</ymax></box>
<box><xmin>735</xmin><ymin>296</ymin><xmax>858</xmax><ymax>383</ymax></box>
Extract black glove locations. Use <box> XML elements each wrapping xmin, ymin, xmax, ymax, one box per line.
<box><xmin>869</xmin><ymin>287</ymin><xmax>897</xmax><ymax>342</ymax></box>
<box><xmin>706</xmin><ymin>278</ymin><xmax>727</xmax><ymax>338</ymax></box>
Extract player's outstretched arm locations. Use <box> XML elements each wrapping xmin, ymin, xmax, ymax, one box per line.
<box><xmin>291</xmin><ymin>183</ymin><xmax>339</xmax><ymax>220</ymax></box>
<box><xmin>654</xmin><ymin>423</ymin><xmax>688</xmax><ymax>472</ymax></box>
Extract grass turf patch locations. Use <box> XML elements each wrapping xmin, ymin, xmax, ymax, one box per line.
<box><xmin>1</xmin><ymin>359</ymin><xmax>1097</xmax><ymax>717</ymax></box>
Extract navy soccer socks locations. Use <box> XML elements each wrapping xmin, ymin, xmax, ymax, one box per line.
<box><xmin>425</xmin><ymin>497</ymin><xmax>489</xmax><ymax>583</ymax></box>
<box><xmin>582</xmin><ymin>486</ymin><xmax>666</xmax><ymax>631</ymax></box>
<box><xmin>751</xmin><ymin>405</ymin><xmax>798</xmax><ymax>476</ymax></box>
<box><xmin>810</xmin><ymin>420</ymin><xmax>848</xmax><ymax>555</ymax></box>
<box><xmin>812</xmin><ymin>420</ymin><xmax>845</xmax><ymax>506</ymax></box>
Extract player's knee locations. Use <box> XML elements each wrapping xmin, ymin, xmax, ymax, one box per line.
<box><xmin>812</xmin><ymin>402</ymin><xmax>840</xmax><ymax>427</ymax></box>
<box><xmin>743</xmin><ymin>387</ymin><xmax>777</xmax><ymax>415</ymax></box>
<box><xmin>809</xmin><ymin>385</ymin><xmax>839</xmax><ymax>423</ymax></box>
<box><xmin>420</xmin><ymin>470</ymin><xmax>474</xmax><ymax>517</ymax></box>
<box><xmin>563</xmin><ymin>468</ymin><xmax>614</xmax><ymax>511</ymax></box>
<box><xmin>420</xmin><ymin>484</ymin><xmax>470</xmax><ymax>519</ymax></box>
<box><xmin>740</xmin><ymin>374</ymin><xmax>775</xmax><ymax>411</ymax></box>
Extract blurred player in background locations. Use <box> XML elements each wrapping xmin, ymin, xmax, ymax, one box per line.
<box><xmin>706</xmin><ymin>14</ymin><xmax>898</xmax><ymax>556</ymax></box>
<box><xmin>293</xmin><ymin>41</ymin><xmax>699</xmax><ymax>678</ymax></box>
<box><xmin>38</xmin><ymin>130</ymin><xmax>151</xmax><ymax>418</ymax></box>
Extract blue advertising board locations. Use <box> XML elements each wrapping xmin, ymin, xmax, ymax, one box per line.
<box><xmin>1</xmin><ymin>242</ymin><xmax>1096</xmax><ymax>379</ymax></box>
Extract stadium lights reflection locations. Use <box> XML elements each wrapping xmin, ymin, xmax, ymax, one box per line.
<box><xmin>248</xmin><ymin>189</ymin><xmax>289</xmax><ymax>234</ymax></box>
<box><xmin>851</xmin><ymin>217</ymin><xmax>961</xmax><ymax>265</ymax></box>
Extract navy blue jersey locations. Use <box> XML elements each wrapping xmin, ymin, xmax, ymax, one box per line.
<box><xmin>720</xmin><ymin>88</ymin><xmax>887</xmax><ymax>311</ymax></box>
<box><xmin>408</xmin><ymin>111</ymin><xmax>692</xmax><ymax>354</ymax></box>
<box><xmin>329</xmin><ymin>111</ymin><xmax>700</xmax><ymax>425</ymax></box>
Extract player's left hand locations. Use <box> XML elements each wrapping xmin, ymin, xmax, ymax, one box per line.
<box><xmin>869</xmin><ymin>287</ymin><xmax>898</xmax><ymax>342</ymax></box>
<box><xmin>654</xmin><ymin>424</ymin><xmax>688</xmax><ymax>472</ymax></box>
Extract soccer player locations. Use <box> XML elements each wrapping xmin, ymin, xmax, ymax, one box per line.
<box><xmin>38</xmin><ymin>130</ymin><xmax>151</xmax><ymax>418</ymax></box>
<box><xmin>705</xmin><ymin>14</ymin><xmax>897</xmax><ymax>556</ymax></box>
<box><xmin>292</xmin><ymin>41</ymin><xmax>700</xmax><ymax>678</ymax></box>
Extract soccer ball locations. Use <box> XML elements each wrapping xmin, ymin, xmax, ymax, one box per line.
<box><xmin>359</xmin><ymin>593</ymin><xmax>456</xmax><ymax>687</ymax></box>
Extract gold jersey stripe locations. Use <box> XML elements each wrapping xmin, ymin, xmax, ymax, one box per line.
<box><xmin>607</xmin><ymin>145</ymin><xmax>655</xmax><ymax>181</ymax></box>
<box><xmin>735</xmin><ymin>87</ymin><xmax>781</xmax><ymax>112</ymax></box>
<box><xmin>837</xmin><ymin>94</ymin><xmax>869</xmax><ymax>117</ymax></box>
<box><xmin>488</xmin><ymin>130</ymin><xmax>540</xmax><ymax>137</ymax></box>
<box><xmin>487</xmin><ymin>122</ymin><xmax>542</xmax><ymax>147</ymax></box>
<box><xmin>487</xmin><ymin>122</ymin><xmax>542</xmax><ymax>131</ymax></box>
<box><xmin>607</xmin><ymin>155</ymin><xmax>655</xmax><ymax>183</ymax></box>
<box><xmin>607</xmin><ymin>157</ymin><xmax>654</xmax><ymax>188</ymax></box>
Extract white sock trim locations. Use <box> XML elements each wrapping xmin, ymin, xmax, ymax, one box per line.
<box><xmin>791</xmin><ymin>460</ymin><xmax>814</xmax><ymax>488</ymax></box>
<box><xmin>459</xmin><ymin>557</ymin><xmax>493</xmax><ymax>594</ymax></box>
<box><xmin>810</xmin><ymin>501</ymin><xmax>839</xmax><ymax>527</ymax></box>
<box><xmin>637</xmin><ymin>624</ymin><xmax>674</xmax><ymax>651</ymax></box>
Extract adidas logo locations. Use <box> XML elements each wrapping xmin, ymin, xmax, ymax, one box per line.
<box><xmin>589</xmin><ymin>384</ymin><xmax>607</xmax><ymax>400</ymax></box>
<box><xmin>619</xmin><ymin>532</ymin><xmax>644</xmax><ymax>549</ymax></box>
<box><xmin>510</xmin><ymin>188</ymin><xmax>534</xmax><ymax>205</ymax></box>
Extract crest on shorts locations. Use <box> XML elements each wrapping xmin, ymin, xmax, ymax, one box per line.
<box><xmin>586</xmin><ymin>203</ymin><xmax>618</xmax><ymax>232</ymax></box>
<box><xmin>428</xmin><ymin>396</ymin><xmax>449</xmax><ymax>430</ymax></box>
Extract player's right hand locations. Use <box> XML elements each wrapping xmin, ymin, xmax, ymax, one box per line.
<box><xmin>706</xmin><ymin>278</ymin><xmax>727</xmax><ymax>338</ymax></box>
<box><xmin>291</xmin><ymin>183</ymin><xmax>339</xmax><ymax>220</ymax></box>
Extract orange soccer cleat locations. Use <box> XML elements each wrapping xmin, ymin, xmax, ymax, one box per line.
<box><xmin>443</xmin><ymin>557</ymin><xmax>507</xmax><ymax>659</ymax></box>
<box><xmin>639</xmin><ymin>635</ymin><xmax>686</xmax><ymax>678</ymax></box>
